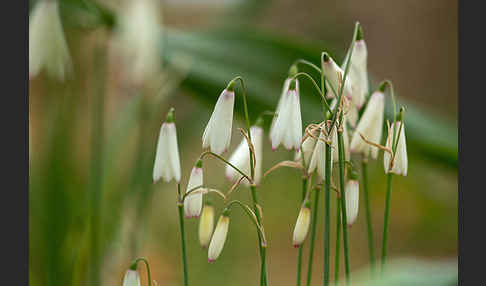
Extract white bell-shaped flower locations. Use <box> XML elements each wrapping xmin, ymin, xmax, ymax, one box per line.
<box><xmin>350</xmin><ymin>90</ymin><xmax>385</xmax><ymax>159</ymax></box>
<box><xmin>384</xmin><ymin>121</ymin><xmax>408</xmax><ymax>176</ymax></box>
<box><xmin>270</xmin><ymin>79</ymin><xmax>302</xmax><ymax>150</ymax></box>
<box><xmin>270</xmin><ymin>77</ymin><xmax>291</xmax><ymax>133</ymax></box>
<box><xmin>225</xmin><ymin>125</ymin><xmax>263</xmax><ymax>186</ymax></box>
<box><xmin>348</xmin><ymin>38</ymin><xmax>369</xmax><ymax>110</ymax></box>
<box><xmin>322</xmin><ymin>53</ymin><xmax>353</xmax><ymax>101</ymax></box>
<box><xmin>122</xmin><ymin>269</ymin><xmax>141</xmax><ymax>286</ymax></box>
<box><xmin>29</xmin><ymin>0</ymin><xmax>72</xmax><ymax>80</ymax></box>
<box><xmin>345</xmin><ymin>178</ymin><xmax>360</xmax><ymax>226</ymax></box>
<box><xmin>202</xmin><ymin>88</ymin><xmax>235</xmax><ymax>155</ymax></box>
<box><xmin>153</xmin><ymin>109</ymin><xmax>181</xmax><ymax>183</ymax></box>
<box><xmin>199</xmin><ymin>204</ymin><xmax>215</xmax><ymax>248</ymax></box>
<box><xmin>114</xmin><ymin>0</ymin><xmax>161</xmax><ymax>84</ymax></box>
<box><xmin>295</xmin><ymin>124</ymin><xmax>319</xmax><ymax>166</ymax></box>
<box><xmin>292</xmin><ymin>200</ymin><xmax>311</xmax><ymax>247</ymax></box>
<box><xmin>184</xmin><ymin>161</ymin><xmax>204</xmax><ymax>218</ymax></box>
<box><xmin>308</xmin><ymin>123</ymin><xmax>334</xmax><ymax>179</ymax></box>
<box><xmin>208</xmin><ymin>214</ymin><xmax>230</xmax><ymax>262</ymax></box>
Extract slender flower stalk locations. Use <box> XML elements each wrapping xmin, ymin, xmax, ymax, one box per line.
<box><xmin>295</xmin><ymin>178</ymin><xmax>308</xmax><ymax>286</ymax></box>
<box><xmin>308</xmin><ymin>124</ymin><xmax>333</xmax><ymax>179</ymax></box>
<box><xmin>177</xmin><ymin>183</ymin><xmax>189</xmax><ymax>286</ymax></box>
<box><xmin>334</xmin><ymin>194</ymin><xmax>342</xmax><ymax>286</ymax></box>
<box><xmin>153</xmin><ymin>108</ymin><xmax>181</xmax><ymax>183</ymax></box>
<box><xmin>305</xmin><ymin>186</ymin><xmax>320</xmax><ymax>286</ymax></box>
<box><xmin>323</xmin><ymin>142</ymin><xmax>332</xmax><ymax>286</ymax></box>
<box><xmin>361</xmin><ymin>160</ymin><xmax>375</xmax><ymax>274</ymax></box>
<box><xmin>124</xmin><ymin>257</ymin><xmax>152</xmax><ymax>286</ymax></box>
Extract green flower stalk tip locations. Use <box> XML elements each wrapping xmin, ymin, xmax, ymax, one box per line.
<box><xmin>349</xmin><ymin>170</ymin><xmax>359</xmax><ymax>180</ymax></box>
<box><xmin>378</xmin><ymin>81</ymin><xmax>387</xmax><ymax>92</ymax></box>
<box><xmin>356</xmin><ymin>25</ymin><xmax>364</xmax><ymax>41</ymax></box>
<box><xmin>222</xmin><ymin>208</ymin><xmax>231</xmax><ymax>217</ymax></box>
<box><xmin>289</xmin><ymin>79</ymin><xmax>297</xmax><ymax>90</ymax></box>
<box><xmin>322</xmin><ymin>52</ymin><xmax>330</xmax><ymax>63</ymax></box>
<box><xmin>129</xmin><ymin>260</ymin><xmax>138</xmax><ymax>270</ymax></box>
<box><xmin>166</xmin><ymin>107</ymin><xmax>175</xmax><ymax>123</ymax></box>
<box><xmin>226</xmin><ymin>80</ymin><xmax>236</xmax><ymax>92</ymax></box>
<box><xmin>396</xmin><ymin>107</ymin><xmax>405</xmax><ymax>121</ymax></box>
<box><xmin>303</xmin><ymin>199</ymin><xmax>311</xmax><ymax>209</ymax></box>
<box><xmin>255</xmin><ymin>116</ymin><xmax>264</xmax><ymax>127</ymax></box>
<box><xmin>196</xmin><ymin>159</ymin><xmax>203</xmax><ymax>168</ymax></box>
<box><xmin>289</xmin><ymin>65</ymin><xmax>298</xmax><ymax>77</ymax></box>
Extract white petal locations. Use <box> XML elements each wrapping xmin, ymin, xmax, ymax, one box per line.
<box><xmin>345</xmin><ymin>180</ymin><xmax>359</xmax><ymax>226</ymax></box>
<box><xmin>167</xmin><ymin>123</ymin><xmax>181</xmax><ymax>182</ymax></box>
<box><xmin>122</xmin><ymin>270</ymin><xmax>141</xmax><ymax>286</ymax></box>
<box><xmin>202</xmin><ymin>90</ymin><xmax>235</xmax><ymax>155</ymax></box>
<box><xmin>199</xmin><ymin>205</ymin><xmax>215</xmax><ymax>248</ymax></box>
<box><xmin>384</xmin><ymin>122</ymin><xmax>407</xmax><ymax>176</ymax></box>
<box><xmin>184</xmin><ymin>167</ymin><xmax>203</xmax><ymax>218</ymax></box>
<box><xmin>270</xmin><ymin>78</ymin><xmax>291</xmax><ymax>136</ymax></box>
<box><xmin>347</xmin><ymin>40</ymin><xmax>368</xmax><ymax>109</ymax></box>
<box><xmin>292</xmin><ymin>207</ymin><xmax>311</xmax><ymax>247</ymax></box>
<box><xmin>208</xmin><ymin>215</ymin><xmax>230</xmax><ymax>262</ymax></box>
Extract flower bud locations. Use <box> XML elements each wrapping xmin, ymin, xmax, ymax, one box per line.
<box><xmin>345</xmin><ymin>180</ymin><xmax>360</xmax><ymax>227</ymax></box>
<box><xmin>384</xmin><ymin>121</ymin><xmax>408</xmax><ymax>176</ymax></box>
<box><xmin>122</xmin><ymin>269</ymin><xmax>141</xmax><ymax>286</ymax></box>
<box><xmin>292</xmin><ymin>201</ymin><xmax>311</xmax><ymax>247</ymax></box>
<box><xmin>199</xmin><ymin>204</ymin><xmax>215</xmax><ymax>248</ymax></box>
<box><xmin>184</xmin><ymin>162</ymin><xmax>204</xmax><ymax>218</ymax></box>
<box><xmin>153</xmin><ymin>109</ymin><xmax>181</xmax><ymax>183</ymax></box>
<box><xmin>208</xmin><ymin>214</ymin><xmax>230</xmax><ymax>262</ymax></box>
<box><xmin>202</xmin><ymin>88</ymin><xmax>235</xmax><ymax>155</ymax></box>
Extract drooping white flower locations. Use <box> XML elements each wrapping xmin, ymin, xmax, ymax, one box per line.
<box><xmin>270</xmin><ymin>77</ymin><xmax>291</xmax><ymax>133</ymax></box>
<box><xmin>153</xmin><ymin>109</ymin><xmax>181</xmax><ymax>183</ymax></box>
<box><xmin>295</xmin><ymin>124</ymin><xmax>319</xmax><ymax>166</ymax></box>
<box><xmin>292</xmin><ymin>201</ymin><xmax>311</xmax><ymax>247</ymax></box>
<box><xmin>270</xmin><ymin>79</ymin><xmax>302</xmax><ymax>151</ymax></box>
<box><xmin>199</xmin><ymin>204</ymin><xmax>215</xmax><ymax>248</ymax></box>
<box><xmin>384</xmin><ymin>121</ymin><xmax>408</xmax><ymax>176</ymax></box>
<box><xmin>350</xmin><ymin>90</ymin><xmax>385</xmax><ymax>159</ymax></box>
<box><xmin>225</xmin><ymin>125</ymin><xmax>263</xmax><ymax>185</ymax></box>
<box><xmin>322</xmin><ymin>53</ymin><xmax>353</xmax><ymax>101</ymax></box>
<box><xmin>208</xmin><ymin>214</ymin><xmax>230</xmax><ymax>263</ymax></box>
<box><xmin>202</xmin><ymin>88</ymin><xmax>235</xmax><ymax>155</ymax></box>
<box><xmin>345</xmin><ymin>179</ymin><xmax>359</xmax><ymax>227</ymax></box>
<box><xmin>330</xmin><ymin>118</ymin><xmax>350</xmax><ymax>163</ymax></box>
<box><xmin>122</xmin><ymin>269</ymin><xmax>141</xmax><ymax>286</ymax></box>
<box><xmin>29</xmin><ymin>0</ymin><xmax>72</xmax><ymax>80</ymax></box>
<box><xmin>184</xmin><ymin>161</ymin><xmax>204</xmax><ymax>218</ymax></box>
<box><xmin>347</xmin><ymin>39</ymin><xmax>369</xmax><ymax>110</ymax></box>
<box><xmin>115</xmin><ymin>0</ymin><xmax>161</xmax><ymax>84</ymax></box>
<box><xmin>308</xmin><ymin>123</ymin><xmax>334</xmax><ymax>179</ymax></box>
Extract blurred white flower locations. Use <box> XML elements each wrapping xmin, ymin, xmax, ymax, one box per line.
<box><xmin>308</xmin><ymin>123</ymin><xmax>334</xmax><ymax>179</ymax></box>
<box><xmin>202</xmin><ymin>88</ymin><xmax>235</xmax><ymax>155</ymax></box>
<box><xmin>225</xmin><ymin>125</ymin><xmax>263</xmax><ymax>185</ymax></box>
<box><xmin>115</xmin><ymin>0</ymin><xmax>162</xmax><ymax>84</ymax></box>
<box><xmin>350</xmin><ymin>90</ymin><xmax>385</xmax><ymax>159</ymax></box>
<box><xmin>270</xmin><ymin>80</ymin><xmax>302</xmax><ymax>151</ymax></box>
<box><xmin>384</xmin><ymin>121</ymin><xmax>408</xmax><ymax>176</ymax></box>
<box><xmin>322</xmin><ymin>53</ymin><xmax>353</xmax><ymax>101</ymax></box>
<box><xmin>122</xmin><ymin>269</ymin><xmax>141</xmax><ymax>286</ymax></box>
<box><xmin>153</xmin><ymin>109</ymin><xmax>181</xmax><ymax>183</ymax></box>
<box><xmin>208</xmin><ymin>215</ymin><xmax>230</xmax><ymax>262</ymax></box>
<box><xmin>184</xmin><ymin>162</ymin><xmax>204</xmax><ymax>218</ymax></box>
<box><xmin>29</xmin><ymin>0</ymin><xmax>72</xmax><ymax>80</ymax></box>
<box><xmin>199</xmin><ymin>204</ymin><xmax>215</xmax><ymax>248</ymax></box>
<box><xmin>292</xmin><ymin>201</ymin><xmax>311</xmax><ymax>247</ymax></box>
<box><xmin>345</xmin><ymin>179</ymin><xmax>359</xmax><ymax>226</ymax></box>
<box><xmin>295</xmin><ymin>124</ymin><xmax>319</xmax><ymax>166</ymax></box>
<box><xmin>348</xmin><ymin>39</ymin><xmax>369</xmax><ymax>110</ymax></box>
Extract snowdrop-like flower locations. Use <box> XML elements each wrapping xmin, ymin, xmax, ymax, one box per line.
<box><xmin>29</xmin><ymin>0</ymin><xmax>72</xmax><ymax>80</ymax></box>
<box><xmin>292</xmin><ymin>200</ymin><xmax>311</xmax><ymax>247</ymax></box>
<box><xmin>202</xmin><ymin>87</ymin><xmax>235</xmax><ymax>155</ymax></box>
<box><xmin>322</xmin><ymin>53</ymin><xmax>353</xmax><ymax>101</ymax></box>
<box><xmin>345</xmin><ymin>178</ymin><xmax>360</xmax><ymax>227</ymax></box>
<box><xmin>308</xmin><ymin>123</ymin><xmax>334</xmax><ymax>179</ymax></box>
<box><xmin>350</xmin><ymin>90</ymin><xmax>385</xmax><ymax>159</ymax></box>
<box><xmin>208</xmin><ymin>214</ymin><xmax>230</xmax><ymax>262</ymax></box>
<box><xmin>122</xmin><ymin>269</ymin><xmax>141</xmax><ymax>286</ymax></box>
<box><xmin>270</xmin><ymin>77</ymin><xmax>291</xmax><ymax>133</ymax></box>
<box><xmin>347</xmin><ymin>35</ymin><xmax>369</xmax><ymax>110</ymax></box>
<box><xmin>225</xmin><ymin>125</ymin><xmax>263</xmax><ymax>185</ymax></box>
<box><xmin>384</xmin><ymin>121</ymin><xmax>408</xmax><ymax>176</ymax></box>
<box><xmin>184</xmin><ymin>160</ymin><xmax>204</xmax><ymax>218</ymax></box>
<box><xmin>295</xmin><ymin>124</ymin><xmax>319</xmax><ymax>166</ymax></box>
<box><xmin>270</xmin><ymin>79</ymin><xmax>302</xmax><ymax>150</ymax></box>
<box><xmin>153</xmin><ymin>108</ymin><xmax>181</xmax><ymax>183</ymax></box>
<box><xmin>115</xmin><ymin>0</ymin><xmax>161</xmax><ymax>84</ymax></box>
<box><xmin>199</xmin><ymin>204</ymin><xmax>215</xmax><ymax>248</ymax></box>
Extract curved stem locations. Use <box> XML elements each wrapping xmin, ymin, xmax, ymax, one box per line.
<box><xmin>132</xmin><ymin>257</ymin><xmax>152</xmax><ymax>286</ymax></box>
<box><xmin>334</xmin><ymin>196</ymin><xmax>341</xmax><ymax>286</ymax></box>
<box><xmin>292</xmin><ymin>72</ymin><xmax>332</xmax><ymax>114</ymax></box>
<box><xmin>337</xmin><ymin>127</ymin><xmax>351</xmax><ymax>285</ymax></box>
<box><xmin>225</xmin><ymin>200</ymin><xmax>267</xmax><ymax>246</ymax></box>
<box><xmin>293</xmin><ymin>59</ymin><xmax>322</xmax><ymax>74</ymax></box>
<box><xmin>323</xmin><ymin>144</ymin><xmax>332</xmax><ymax>286</ymax></box>
<box><xmin>296</xmin><ymin>178</ymin><xmax>308</xmax><ymax>286</ymax></box>
<box><xmin>381</xmin><ymin>173</ymin><xmax>393</xmax><ymax>272</ymax></box>
<box><xmin>177</xmin><ymin>184</ymin><xmax>189</xmax><ymax>286</ymax></box>
<box><xmin>200</xmin><ymin>151</ymin><xmax>252</xmax><ymax>183</ymax></box>
<box><xmin>305</xmin><ymin>186</ymin><xmax>320</xmax><ymax>286</ymax></box>
<box><xmin>361</xmin><ymin>160</ymin><xmax>375</xmax><ymax>274</ymax></box>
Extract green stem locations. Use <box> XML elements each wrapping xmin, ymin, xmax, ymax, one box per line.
<box><xmin>132</xmin><ymin>257</ymin><xmax>152</xmax><ymax>286</ymax></box>
<box><xmin>305</xmin><ymin>186</ymin><xmax>320</xmax><ymax>286</ymax></box>
<box><xmin>337</xmin><ymin>128</ymin><xmax>351</xmax><ymax>285</ymax></box>
<box><xmin>199</xmin><ymin>151</ymin><xmax>252</xmax><ymax>183</ymax></box>
<box><xmin>361</xmin><ymin>160</ymin><xmax>375</xmax><ymax>274</ymax></box>
<box><xmin>334</xmin><ymin>196</ymin><xmax>341</xmax><ymax>286</ymax></box>
<box><xmin>177</xmin><ymin>185</ymin><xmax>189</xmax><ymax>286</ymax></box>
<box><xmin>323</xmin><ymin>144</ymin><xmax>332</xmax><ymax>286</ymax></box>
<box><xmin>296</xmin><ymin>178</ymin><xmax>308</xmax><ymax>286</ymax></box>
<box><xmin>381</xmin><ymin>173</ymin><xmax>393</xmax><ymax>272</ymax></box>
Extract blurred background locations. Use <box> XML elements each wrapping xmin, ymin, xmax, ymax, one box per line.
<box><xmin>29</xmin><ymin>0</ymin><xmax>457</xmax><ymax>285</ymax></box>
